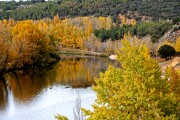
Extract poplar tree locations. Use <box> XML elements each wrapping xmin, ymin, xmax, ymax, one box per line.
<box><xmin>175</xmin><ymin>37</ymin><xmax>180</xmax><ymax>54</ymax></box>
<box><xmin>82</xmin><ymin>36</ymin><xmax>180</xmax><ymax>120</ymax></box>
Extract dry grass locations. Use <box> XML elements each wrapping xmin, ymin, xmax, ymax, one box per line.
<box><xmin>159</xmin><ymin>57</ymin><xmax>180</xmax><ymax>73</ymax></box>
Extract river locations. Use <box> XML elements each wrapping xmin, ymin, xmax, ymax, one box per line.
<box><xmin>0</xmin><ymin>55</ymin><xmax>119</xmax><ymax>120</ymax></box>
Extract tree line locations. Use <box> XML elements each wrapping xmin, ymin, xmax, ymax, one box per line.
<box><xmin>94</xmin><ymin>21</ymin><xmax>172</xmax><ymax>43</ymax></box>
<box><xmin>0</xmin><ymin>15</ymin><xmax>179</xmax><ymax>73</ymax></box>
<box><xmin>0</xmin><ymin>16</ymin><xmax>91</xmax><ymax>73</ymax></box>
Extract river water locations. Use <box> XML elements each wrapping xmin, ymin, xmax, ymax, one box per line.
<box><xmin>0</xmin><ymin>55</ymin><xmax>118</xmax><ymax>120</ymax></box>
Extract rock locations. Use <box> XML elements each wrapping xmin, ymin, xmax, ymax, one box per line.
<box><xmin>65</xmin><ymin>86</ymin><xmax>70</xmax><ymax>88</ymax></box>
<box><xmin>109</xmin><ymin>55</ymin><xmax>117</xmax><ymax>60</ymax></box>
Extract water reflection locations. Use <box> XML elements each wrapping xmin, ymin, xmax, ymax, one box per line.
<box><xmin>0</xmin><ymin>55</ymin><xmax>118</xmax><ymax>119</ymax></box>
<box><xmin>53</xmin><ymin>56</ymin><xmax>108</xmax><ymax>87</ymax></box>
<box><xmin>0</xmin><ymin>77</ymin><xmax>8</xmax><ymax>109</ymax></box>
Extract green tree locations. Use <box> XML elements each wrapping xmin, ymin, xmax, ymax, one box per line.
<box><xmin>82</xmin><ymin>36</ymin><xmax>180</xmax><ymax>119</ymax></box>
<box><xmin>158</xmin><ymin>44</ymin><xmax>176</xmax><ymax>60</ymax></box>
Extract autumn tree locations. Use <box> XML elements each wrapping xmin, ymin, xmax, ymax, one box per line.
<box><xmin>11</xmin><ymin>20</ymin><xmax>43</xmax><ymax>67</ymax></box>
<box><xmin>11</xmin><ymin>20</ymin><xmax>59</xmax><ymax>67</ymax></box>
<box><xmin>165</xmin><ymin>67</ymin><xmax>180</xmax><ymax>117</ymax></box>
<box><xmin>98</xmin><ymin>16</ymin><xmax>113</xmax><ymax>30</ymax></box>
<box><xmin>82</xmin><ymin>36</ymin><xmax>180</xmax><ymax>119</ymax></box>
<box><xmin>0</xmin><ymin>19</ymin><xmax>15</xmax><ymax>71</ymax></box>
<box><xmin>130</xmin><ymin>18</ymin><xmax>136</xmax><ymax>26</ymax></box>
<box><xmin>165</xmin><ymin>67</ymin><xmax>180</xmax><ymax>97</ymax></box>
<box><xmin>175</xmin><ymin>37</ymin><xmax>180</xmax><ymax>55</ymax></box>
<box><xmin>35</xmin><ymin>20</ymin><xmax>60</xmax><ymax>63</ymax></box>
<box><xmin>82</xmin><ymin>17</ymin><xmax>93</xmax><ymax>37</ymax></box>
<box><xmin>49</xmin><ymin>17</ymin><xmax>85</xmax><ymax>49</ymax></box>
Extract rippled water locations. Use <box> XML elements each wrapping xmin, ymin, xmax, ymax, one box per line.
<box><xmin>0</xmin><ymin>55</ymin><xmax>118</xmax><ymax>120</ymax></box>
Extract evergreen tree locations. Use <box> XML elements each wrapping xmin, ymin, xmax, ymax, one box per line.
<box><xmin>158</xmin><ymin>44</ymin><xmax>176</xmax><ymax>60</ymax></box>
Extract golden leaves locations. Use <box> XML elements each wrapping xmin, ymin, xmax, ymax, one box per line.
<box><xmin>175</xmin><ymin>36</ymin><xmax>180</xmax><ymax>52</ymax></box>
<box><xmin>83</xmin><ymin>36</ymin><xmax>179</xmax><ymax>120</ymax></box>
<box><xmin>48</xmin><ymin>18</ymin><xmax>85</xmax><ymax>49</ymax></box>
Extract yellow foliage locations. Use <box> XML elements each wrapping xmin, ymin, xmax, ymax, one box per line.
<box><xmin>0</xmin><ymin>20</ymin><xmax>15</xmax><ymax>70</ymax></box>
<box><xmin>55</xmin><ymin>114</ymin><xmax>68</xmax><ymax>120</ymax></box>
<box><xmin>12</xmin><ymin>20</ymin><xmax>42</xmax><ymax>42</ymax></box>
<box><xmin>98</xmin><ymin>16</ymin><xmax>106</xmax><ymax>29</ymax></box>
<box><xmin>119</xmin><ymin>14</ymin><xmax>137</xmax><ymax>26</ymax></box>
<box><xmin>121</xmin><ymin>15</ymin><xmax>126</xmax><ymax>25</ymax></box>
<box><xmin>83</xmin><ymin>36</ymin><xmax>180</xmax><ymax>119</ymax></box>
<box><xmin>175</xmin><ymin>36</ymin><xmax>180</xmax><ymax>52</ymax></box>
<box><xmin>165</xmin><ymin>67</ymin><xmax>180</xmax><ymax>96</ymax></box>
<box><xmin>11</xmin><ymin>20</ymin><xmax>46</xmax><ymax>67</ymax></box>
<box><xmin>131</xmin><ymin>18</ymin><xmax>136</xmax><ymax>26</ymax></box>
<box><xmin>105</xmin><ymin>16</ymin><xmax>113</xmax><ymax>29</ymax></box>
<box><xmin>50</xmin><ymin>19</ymin><xmax>85</xmax><ymax>49</ymax></box>
<box><xmin>53</xmin><ymin>14</ymin><xmax>61</xmax><ymax>23</ymax></box>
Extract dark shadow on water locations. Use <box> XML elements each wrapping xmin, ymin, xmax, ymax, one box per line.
<box><xmin>0</xmin><ymin>76</ymin><xmax>8</xmax><ymax>110</ymax></box>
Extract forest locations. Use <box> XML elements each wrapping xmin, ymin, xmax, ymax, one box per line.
<box><xmin>0</xmin><ymin>0</ymin><xmax>180</xmax><ymax>23</ymax></box>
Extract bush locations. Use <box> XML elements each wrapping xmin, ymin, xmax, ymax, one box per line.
<box><xmin>158</xmin><ymin>44</ymin><xmax>176</xmax><ymax>60</ymax></box>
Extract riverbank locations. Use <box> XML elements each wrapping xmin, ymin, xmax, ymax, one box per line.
<box><xmin>59</xmin><ymin>48</ymin><xmax>107</xmax><ymax>57</ymax></box>
<box><xmin>0</xmin><ymin>57</ymin><xmax>60</xmax><ymax>75</ymax></box>
<box><xmin>0</xmin><ymin>48</ymin><xmax>110</xmax><ymax>75</ymax></box>
<box><xmin>104</xmin><ymin>54</ymin><xmax>180</xmax><ymax>72</ymax></box>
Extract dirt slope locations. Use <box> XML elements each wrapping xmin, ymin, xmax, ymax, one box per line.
<box><xmin>159</xmin><ymin>57</ymin><xmax>180</xmax><ymax>73</ymax></box>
